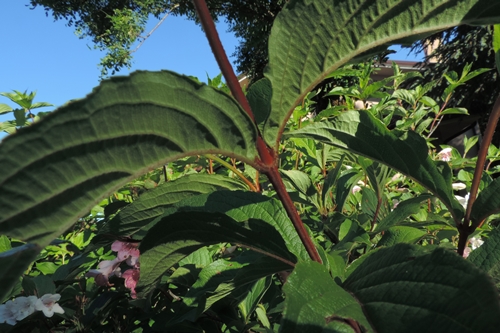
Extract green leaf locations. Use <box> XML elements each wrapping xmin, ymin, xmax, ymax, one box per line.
<box><xmin>286</xmin><ymin>111</ymin><xmax>463</xmax><ymax>222</ymax></box>
<box><xmin>468</xmin><ymin>226</ymin><xmax>500</xmax><ymax>288</ymax></box>
<box><xmin>280</xmin><ymin>169</ymin><xmax>315</xmax><ymax>196</ymax></box>
<box><xmin>174</xmin><ymin>191</ymin><xmax>310</xmax><ymax>262</ymax></box>
<box><xmin>494</xmin><ymin>24</ymin><xmax>500</xmax><ymax>73</ymax></box>
<box><xmin>246</xmin><ymin>78</ymin><xmax>272</xmax><ymax>133</ymax></box>
<box><xmin>471</xmin><ymin>177</ymin><xmax>500</xmax><ymax>225</ymax></box>
<box><xmin>36</xmin><ymin>261</ymin><xmax>59</xmax><ymax>275</ymax></box>
<box><xmin>101</xmin><ymin>173</ymin><xmax>247</xmax><ymax>237</ymax></box>
<box><xmin>263</xmin><ymin>0</ymin><xmax>500</xmax><ymax>146</ymax></box>
<box><xmin>322</xmin><ymin>155</ymin><xmax>345</xmax><ymax>208</ymax></box>
<box><xmin>0</xmin><ymin>71</ymin><xmax>258</xmax><ymax>247</ymax></box>
<box><xmin>440</xmin><ymin>107</ymin><xmax>469</xmax><ymax>116</ymax></box>
<box><xmin>175</xmin><ymin>253</ymin><xmax>282</xmax><ymax>324</ymax></box>
<box><xmin>0</xmin><ymin>103</ymin><xmax>12</xmax><ymax>114</ymax></box>
<box><xmin>0</xmin><ymin>243</ymin><xmax>41</xmax><ymax>302</ymax></box>
<box><xmin>138</xmin><ymin>211</ymin><xmax>296</xmax><ymax>296</ymax></box>
<box><xmin>281</xmin><ymin>261</ymin><xmax>373</xmax><ymax>333</ymax></box>
<box><xmin>335</xmin><ymin>170</ymin><xmax>363</xmax><ymax>213</ymax></box>
<box><xmin>377</xmin><ymin>226</ymin><xmax>427</xmax><ymax>247</ymax></box>
<box><xmin>375</xmin><ymin>194</ymin><xmax>433</xmax><ymax>232</ymax></box>
<box><xmin>343</xmin><ymin>244</ymin><xmax>500</xmax><ymax>332</ymax></box>
<box><xmin>239</xmin><ymin>276</ymin><xmax>272</xmax><ymax>323</ymax></box>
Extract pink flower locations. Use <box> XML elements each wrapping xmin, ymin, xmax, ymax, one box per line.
<box><xmin>122</xmin><ymin>268</ymin><xmax>140</xmax><ymax>299</ymax></box>
<box><xmin>112</xmin><ymin>241</ymin><xmax>140</xmax><ymax>266</ymax></box>
<box><xmin>34</xmin><ymin>294</ymin><xmax>64</xmax><ymax>318</ymax></box>
<box><xmin>86</xmin><ymin>257</ymin><xmax>122</xmax><ymax>286</ymax></box>
<box><xmin>352</xmin><ymin>185</ymin><xmax>362</xmax><ymax>194</ymax></box>
<box><xmin>437</xmin><ymin>148</ymin><xmax>452</xmax><ymax>162</ymax></box>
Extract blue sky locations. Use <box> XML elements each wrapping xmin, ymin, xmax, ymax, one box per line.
<box><xmin>1</xmin><ymin>2</ymin><xmax>421</xmax><ymax>114</ymax></box>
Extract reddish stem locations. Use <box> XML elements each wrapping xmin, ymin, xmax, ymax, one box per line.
<box><xmin>464</xmin><ymin>94</ymin><xmax>500</xmax><ymax>228</ymax></box>
<box><xmin>265</xmin><ymin>166</ymin><xmax>323</xmax><ymax>263</ymax></box>
<box><xmin>457</xmin><ymin>93</ymin><xmax>500</xmax><ymax>255</ymax></box>
<box><xmin>193</xmin><ymin>0</ymin><xmax>322</xmax><ymax>263</ymax></box>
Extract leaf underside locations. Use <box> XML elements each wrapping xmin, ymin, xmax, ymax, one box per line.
<box><xmin>0</xmin><ymin>71</ymin><xmax>258</xmax><ymax>246</ymax></box>
<box><xmin>263</xmin><ymin>0</ymin><xmax>500</xmax><ymax>146</ymax></box>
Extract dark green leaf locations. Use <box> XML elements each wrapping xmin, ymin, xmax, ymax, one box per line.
<box><xmin>174</xmin><ymin>191</ymin><xmax>310</xmax><ymax>262</ymax></box>
<box><xmin>246</xmin><ymin>78</ymin><xmax>272</xmax><ymax>133</ymax></box>
<box><xmin>471</xmin><ymin>177</ymin><xmax>500</xmax><ymax>225</ymax></box>
<box><xmin>173</xmin><ymin>253</ymin><xmax>285</xmax><ymax>324</ymax></box>
<box><xmin>0</xmin><ymin>71</ymin><xmax>258</xmax><ymax>247</ymax></box>
<box><xmin>377</xmin><ymin>226</ymin><xmax>427</xmax><ymax>247</ymax></box>
<box><xmin>344</xmin><ymin>244</ymin><xmax>500</xmax><ymax>332</ymax></box>
<box><xmin>0</xmin><ymin>243</ymin><xmax>41</xmax><ymax>302</ymax></box>
<box><xmin>468</xmin><ymin>227</ymin><xmax>500</xmax><ymax>288</ymax></box>
<box><xmin>138</xmin><ymin>211</ymin><xmax>295</xmax><ymax>296</ymax></box>
<box><xmin>281</xmin><ymin>261</ymin><xmax>373</xmax><ymax>333</ymax></box>
<box><xmin>101</xmin><ymin>173</ymin><xmax>247</xmax><ymax>237</ymax></box>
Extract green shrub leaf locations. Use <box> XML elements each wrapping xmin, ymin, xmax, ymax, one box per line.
<box><xmin>0</xmin><ymin>243</ymin><xmax>41</xmax><ymax>302</ymax></box>
<box><xmin>100</xmin><ymin>173</ymin><xmax>247</xmax><ymax>237</ymax></box>
<box><xmin>471</xmin><ymin>177</ymin><xmax>500</xmax><ymax>225</ymax></box>
<box><xmin>343</xmin><ymin>244</ymin><xmax>500</xmax><ymax>332</ymax></box>
<box><xmin>0</xmin><ymin>71</ymin><xmax>258</xmax><ymax>247</ymax></box>
<box><xmin>281</xmin><ymin>260</ymin><xmax>373</xmax><ymax>333</ymax></box>
<box><xmin>138</xmin><ymin>211</ymin><xmax>296</xmax><ymax>296</ymax></box>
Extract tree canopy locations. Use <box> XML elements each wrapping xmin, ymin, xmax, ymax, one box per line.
<box><xmin>30</xmin><ymin>0</ymin><xmax>285</xmax><ymax>78</ymax></box>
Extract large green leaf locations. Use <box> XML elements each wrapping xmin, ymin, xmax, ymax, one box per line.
<box><xmin>174</xmin><ymin>190</ymin><xmax>310</xmax><ymax>262</ymax></box>
<box><xmin>286</xmin><ymin>111</ymin><xmax>464</xmax><ymax>222</ymax></box>
<box><xmin>263</xmin><ymin>0</ymin><xmax>500</xmax><ymax>146</ymax></box>
<box><xmin>343</xmin><ymin>244</ymin><xmax>500</xmax><ymax>332</ymax></box>
<box><xmin>281</xmin><ymin>260</ymin><xmax>373</xmax><ymax>333</ymax></box>
<box><xmin>100</xmin><ymin>173</ymin><xmax>247</xmax><ymax>237</ymax></box>
<box><xmin>0</xmin><ymin>71</ymin><xmax>258</xmax><ymax>246</ymax></box>
<box><xmin>0</xmin><ymin>243</ymin><xmax>41</xmax><ymax>303</ymax></box>
<box><xmin>137</xmin><ymin>211</ymin><xmax>296</xmax><ymax>296</ymax></box>
<box><xmin>468</xmin><ymin>226</ymin><xmax>500</xmax><ymax>289</ymax></box>
<box><xmin>470</xmin><ymin>177</ymin><xmax>500</xmax><ymax>225</ymax></box>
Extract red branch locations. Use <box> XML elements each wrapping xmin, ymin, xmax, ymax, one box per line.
<box><xmin>193</xmin><ymin>0</ymin><xmax>322</xmax><ymax>263</ymax></box>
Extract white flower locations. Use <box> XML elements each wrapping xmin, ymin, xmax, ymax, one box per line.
<box><xmin>12</xmin><ymin>296</ymin><xmax>37</xmax><ymax>321</ymax></box>
<box><xmin>437</xmin><ymin>148</ymin><xmax>453</xmax><ymax>162</ymax></box>
<box><xmin>452</xmin><ymin>182</ymin><xmax>467</xmax><ymax>190</ymax></box>
<box><xmin>469</xmin><ymin>237</ymin><xmax>484</xmax><ymax>250</ymax></box>
<box><xmin>0</xmin><ymin>301</ymin><xmax>19</xmax><ymax>325</ymax></box>
<box><xmin>0</xmin><ymin>296</ymin><xmax>38</xmax><ymax>325</ymax></box>
<box><xmin>352</xmin><ymin>185</ymin><xmax>362</xmax><ymax>194</ymax></box>
<box><xmin>455</xmin><ymin>193</ymin><xmax>470</xmax><ymax>209</ymax></box>
<box><xmin>35</xmin><ymin>294</ymin><xmax>64</xmax><ymax>318</ymax></box>
<box><xmin>354</xmin><ymin>100</ymin><xmax>365</xmax><ymax>110</ymax></box>
<box><xmin>391</xmin><ymin>173</ymin><xmax>402</xmax><ymax>182</ymax></box>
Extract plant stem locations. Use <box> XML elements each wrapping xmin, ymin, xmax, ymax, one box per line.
<box><xmin>194</xmin><ymin>0</ymin><xmax>321</xmax><ymax>263</ymax></box>
<box><xmin>464</xmin><ymin>94</ymin><xmax>500</xmax><ymax>229</ymax></box>
<box><xmin>265</xmin><ymin>166</ymin><xmax>322</xmax><ymax>263</ymax></box>
<box><xmin>205</xmin><ymin>154</ymin><xmax>258</xmax><ymax>192</ymax></box>
<box><xmin>192</xmin><ymin>0</ymin><xmax>255</xmax><ymax>122</ymax></box>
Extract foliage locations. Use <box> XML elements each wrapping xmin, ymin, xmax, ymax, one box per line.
<box><xmin>0</xmin><ymin>90</ymin><xmax>52</xmax><ymax>134</ymax></box>
<box><xmin>30</xmin><ymin>0</ymin><xmax>286</xmax><ymax>78</ymax></box>
<box><xmin>407</xmin><ymin>25</ymin><xmax>500</xmax><ymax>143</ymax></box>
<box><xmin>3</xmin><ymin>0</ymin><xmax>500</xmax><ymax>332</ymax></box>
